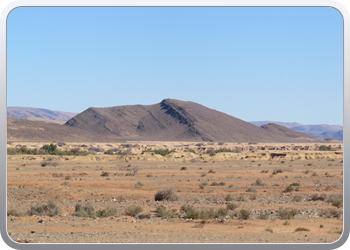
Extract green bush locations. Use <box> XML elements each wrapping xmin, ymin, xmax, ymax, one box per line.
<box><xmin>42</xmin><ymin>144</ymin><xmax>58</xmax><ymax>154</ymax></box>
<box><xmin>7</xmin><ymin>147</ymin><xmax>38</xmax><ymax>155</ymax></box>
<box><xmin>142</xmin><ymin>149</ymin><xmax>175</xmax><ymax>156</ymax></box>
<box><xmin>104</xmin><ymin>149</ymin><xmax>115</xmax><ymax>155</ymax></box>
<box><xmin>318</xmin><ymin>145</ymin><xmax>334</xmax><ymax>151</ymax></box>
<box><xmin>204</xmin><ymin>147</ymin><xmax>233</xmax><ymax>156</ymax></box>
<box><xmin>239</xmin><ymin>209</ymin><xmax>251</xmax><ymax>220</ymax></box>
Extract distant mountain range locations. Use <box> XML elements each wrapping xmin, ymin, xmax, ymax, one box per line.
<box><xmin>7</xmin><ymin>107</ymin><xmax>77</xmax><ymax>123</ymax></box>
<box><xmin>250</xmin><ymin>121</ymin><xmax>343</xmax><ymax>141</ymax></box>
<box><xmin>7</xmin><ymin>100</ymin><xmax>337</xmax><ymax>142</ymax></box>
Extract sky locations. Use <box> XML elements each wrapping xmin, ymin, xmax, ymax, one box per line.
<box><xmin>7</xmin><ymin>7</ymin><xmax>343</xmax><ymax>125</ymax></box>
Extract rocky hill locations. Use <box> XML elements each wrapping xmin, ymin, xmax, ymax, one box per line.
<box><xmin>64</xmin><ymin>99</ymin><xmax>321</xmax><ymax>143</ymax></box>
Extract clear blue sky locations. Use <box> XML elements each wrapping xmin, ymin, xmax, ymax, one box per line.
<box><xmin>7</xmin><ymin>7</ymin><xmax>343</xmax><ymax>125</ymax></box>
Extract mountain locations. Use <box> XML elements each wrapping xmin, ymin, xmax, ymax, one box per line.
<box><xmin>7</xmin><ymin>118</ymin><xmax>117</xmax><ymax>142</ymax></box>
<box><xmin>250</xmin><ymin>121</ymin><xmax>302</xmax><ymax>129</ymax></box>
<box><xmin>250</xmin><ymin>121</ymin><xmax>343</xmax><ymax>141</ymax></box>
<box><xmin>7</xmin><ymin>107</ymin><xmax>77</xmax><ymax>122</ymax></box>
<box><xmin>63</xmin><ymin>99</ymin><xmax>321</xmax><ymax>143</ymax></box>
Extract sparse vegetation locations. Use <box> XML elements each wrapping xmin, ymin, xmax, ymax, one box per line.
<box><xmin>12</xmin><ymin>144</ymin><xmax>90</xmax><ymax>156</ymax></box>
<box><xmin>283</xmin><ymin>186</ymin><xmax>294</xmax><ymax>193</ymax></box>
<box><xmin>180</xmin><ymin>204</ymin><xmax>228</xmax><ymax>220</ymax></box>
<box><xmin>259</xmin><ymin>212</ymin><xmax>269</xmax><ymax>220</ymax></box>
<box><xmin>88</xmin><ymin>147</ymin><xmax>105</xmax><ymax>153</ymax></box>
<box><xmin>239</xmin><ymin>209</ymin><xmax>251</xmax><ymax>220</ymax></box>
<box><xmin>28</xmin><ymin>201</ymin><xmax>61</xmax><ymax>217</ymax></box>
<box><xmin>295</xmin><ymin>227</ymin><xmax>310</xmax><ymax>232</ymax></box>
<box><xmin>225</xmin><ymin>194</ymin><xmax>234</xmax><ymax>201</ymax></box>
<box><xmin>7</xmin><ymin>140</ymin><xmax>344</xmax><ymax>243</ymax></box>
<box><xmin>142</xmin><ymin>149</ymin><xmax>175</xmax><ymax>156</ymax></box>
<box><xmin>246</xmin><ymin>187</ymin><xmax>257</xmax><ymax>193</ymax></box>
<box><xmin>101</xmin><ymin>171</ymin><xmax>110</xmax><ymax>177</ymax></box>
<box><xmin>199</xmin><ymin>181</ymin><xmax>208</xmax><ymax>189</ymax></box>
<box><xmin>156</xmin><ymin>205</ymin><xmax>177</xmax><ymax>219</ymax></box>
<box><xmin>292</xmin><ymin>195</ymin><xmax>303</xmax><ymax>202</ymax></box>
<box><xmin>278</xmin><ymin>208</ymin><xmax>298</xmax><ymax>219</ymax></box>
<box><xmin>154</xmin><ymin>187</ymin><xmax>179</xmax><ymax>201</ymax></box>
<box><xmin>74</xmin><ymin>202</ymin><xmax>95</xmax><ymax>218</ymax></box>
<box><xmin>7</xmin><ymin>147</ymin><xmax>38</xmax><ymax>155</ymax></box>
<box><xmin>272</xmin><ymin>169</ymin><xmax>283</xmax><ymax>175</ymax></box>
<box><xmin>311</xmin><ymin>171</ymin><xmax>319</xmax><ymax>177</ymax></box>
<box><xmin>134</xmin><ymin>181</ymin><xmax>144</xmax><ymax>188</ymax></box>
<box><xmin>7</xmin><ymin>209</ymin><xmax>21</xmax><ymax>217</ymax></box>
<box><xmin>320</xmin><ymin>208</ymin><xmax>342</xmax><ymax>218</ymax></box>
<box><xmin>204</xmin><ymin>147</ymin><xmax>233</xmax><ymax>156</ymax></box>
<box><xmin>96</xmin><ymin>208</ymin><xmax>119</xmax><ymax>218</ymax></box>
<box><xmin>311</xmin><ymin>193</ymin><xmax>327</xmax><ymax>201</ymax></box>
<box><xmin>254</xmin><ymin>178</ymin><xmax>265</xmax><ymax>186</ymax></box>
<box><xmin>318</xmin><ymin>145</ymin><xmax>334</xmax><ymax>151</ymax></box>
<box><xmin>226</xmin><ymin>203</ymin><xmax>238</xmax><ymax>210</ymax></box>
<box><xmin>124</xmin><ymin>205</ymin><xmax>143</xmax><ymax>217</ymax></box>
<box><xmin>236</xmin><ymin>195</ymin><xmax>246</xmax><ymax>202</ymax></box>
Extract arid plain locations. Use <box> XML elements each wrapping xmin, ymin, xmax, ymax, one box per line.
<box><xmin>7</xmin><ymin>141</ymin><xmax>343</xmax><ymax>243</ymax></box>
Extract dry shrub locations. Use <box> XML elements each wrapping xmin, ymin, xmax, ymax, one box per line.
<box><xmin>124</xmin><ymin>205</ymin><xmax>143</xmax><ymax>217</ymax></box>
<box><xmin>278</xmin><ymin>208</ymin><xmax>298</xmax><ymax>219</ymax></box>
<box><xmin>28</xmin><ymin>200</ymin><xmax>61</xmax><ymax>217</ymax></box>
<box><xmin>154</xmin><ymin>187</ymin><xmax>179</xmax><ymax>201</ymax></box>
<box><xmin>311</xmin><ymin>193</ymin><xmax>327</xmax><ymax>201</ymax></box>
<box><xmin>88</xmin><ymin>147</ymin><xmax>105</xmax><ymax>153</ymax></box>
<box><xmin>226</xmin><ymin>203</ymin><xmax>238</xmax><ymax>210</ymax></box>
<box><xmin>40</xmin><ymin>157</ymin><xmax>60</xmax><ymax>167</ymax></box>
<box><xmin>74</xmin><ymin>202</ymin><xmax>96</xmax><ymax>218</ymax></box>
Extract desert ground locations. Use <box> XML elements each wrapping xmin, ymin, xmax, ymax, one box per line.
<box><xmin>6</xmin><ymin>141</ymin><xmax>343</xmax><ymax>243</ymax></box>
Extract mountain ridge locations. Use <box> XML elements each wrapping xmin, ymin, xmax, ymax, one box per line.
<box><xmin>250</xmin><ymin>121</ymin><xmax>343</xmax><ymax>141</ymax></box>
<box><xmin>7</xmin><ymin>100</ymin><xmax>329</xmax><ymax>142</ymax></box>
<box><xmin>63</xmin><ymin>99</ymin><xmax>321</xmax><ymax>143</ymax></box>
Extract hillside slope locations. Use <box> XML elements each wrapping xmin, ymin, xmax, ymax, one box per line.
<box><xmin>64</xmin><ymin>99</ymin><xmax>321</xmax><ymax>143</ymax></box>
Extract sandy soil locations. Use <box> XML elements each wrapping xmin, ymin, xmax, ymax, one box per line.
<box><xmin>6</xmin><ymin>141</ymin><xmax>343</xmax><ymax>243</ymax></box>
